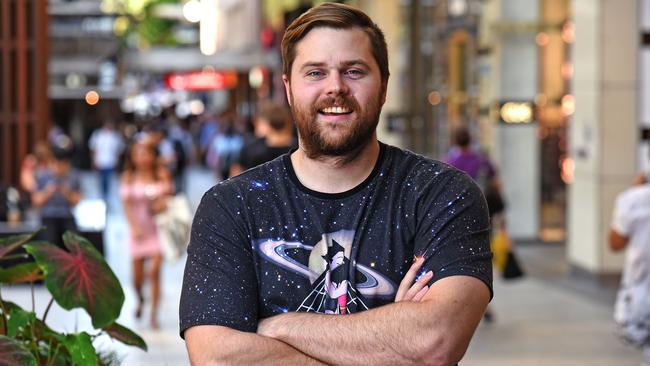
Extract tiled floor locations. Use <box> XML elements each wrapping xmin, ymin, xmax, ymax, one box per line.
<box><xmin>2</xmin><ymin>167</ymin><xmax>644</xmax><ymax>365</ymax></box>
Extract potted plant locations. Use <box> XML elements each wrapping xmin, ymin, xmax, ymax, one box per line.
<box><xmin>0</xmin><ymin>231</ymin><xmax>146</xmax><ymax>365</ymax></box>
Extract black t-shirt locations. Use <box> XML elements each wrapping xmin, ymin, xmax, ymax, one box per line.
<box><xmin>180</xmin><ymin>143</ymin><xmax>493</xmax><ymax>336</ymax></box>
<box><xmin>239</xmin><ymin>137</ymin><xmax>296</xmax><ymax>171</ymax></box>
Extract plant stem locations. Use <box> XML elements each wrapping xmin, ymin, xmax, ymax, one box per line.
<box><xmin>42</xmin><ymin>297</ymin><xmax>54</xmax><ymax>324</ymax></box>
<box><xmin>31</xmin><ymin>281</ymin><xmax>35</xmax><ymax>313</ymax></box>
<box><xmin>47</xmin><ymin>343</ymin><xmax>61</xmax><ymax>366</ymax></box>
<box><xmin>0</xmin><ymin>253</ymin><xmax>30</xmax><ymax>262</ymax></box>
<box><xmin>0</xmin><ymin>286</ymin><xmax>7</xmax><ymax>335</ymax></box>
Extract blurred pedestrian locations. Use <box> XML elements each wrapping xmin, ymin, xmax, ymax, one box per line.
<box><xmin>89</xmin><ymin>121</ymin><xmax>125</xmax><ymax>202</ymax></box>
<box><xmin>610</xmin><ymin>165</ymin><xmax>650</xmax><ymax>366</ymax></box>
<box><xmin>230</xmin><ymin>100</ymin><xmax>296</xmax><ymax>176</ymax></box>
<box><xmin>206</xmin><ymin>113</ymin><xmax>244</xmax><ymax>180</ymax></box>
<box><xmin>31</xmin><ymin>136</ymin><xmax>82</xmax><ymax>248</ymax></box>
<box><xmin>20</xmin><ymin>140</ymin><xmax>53</xmax><ymax>194</ymax></box>
<box><xmin>120</xmin><ymin>141</ymin><xmax>173</xmax><ymax>329</ymax></box>
<box><xmin>147</xmin><ymin>125</ymin><xmax>180</xmax><ymax>193</ymax></box>
<box><xmin>446</xmin><ymin>126</ymin><xmax>504</xmax><ymax>323</ymax></box>
<box><xmin>445</xmin><ymin>126</ymin><xmax>503</xmax><ymax>213</ymax></box>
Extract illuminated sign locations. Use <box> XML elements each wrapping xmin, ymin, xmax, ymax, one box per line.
<box><xmin>165</xmin><ymin>70</ymin><xmax>238</xmax><ymax>91</ymax></box>
<box><xmin>498</xmin><ymin>101</ymin><xmax>534</xmax><ymax>124</ymax></box>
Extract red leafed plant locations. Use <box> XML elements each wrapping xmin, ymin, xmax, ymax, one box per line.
<box><xmin>0</xmin><ymin>231</ymin><xmax>146</xmax><ymax>365</ymax></box>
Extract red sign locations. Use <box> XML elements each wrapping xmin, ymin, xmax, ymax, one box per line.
<box><xmin>165</xmin><ymin>70</ymin><xmax>238</xmax><ymax>91</ymax></box>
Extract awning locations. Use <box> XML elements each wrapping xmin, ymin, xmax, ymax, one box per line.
<box><xmin>123</xmin><ymin>46</ymin><xmax>280</xmax><ymax>73</ymax></box>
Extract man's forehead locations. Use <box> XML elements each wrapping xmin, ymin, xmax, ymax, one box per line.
<box><xmin>293</xmin><ymin>27</ymin><xmax>375</xmax><ymax>67</ymax></box>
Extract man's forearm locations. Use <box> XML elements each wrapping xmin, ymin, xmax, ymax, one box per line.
<box><xmin>258</xmin><ymin>276</ymin><xmax>489</xmax><ymax>366</ymax></box>
<box><xmin>259</xmin><ymin>301</ymin><xmax>439</xmax><ymax>366</ymax></box>
<box><xmin>185</xmin><ymin>325</ymin><xmax>327</xmax><ymax>365</ymax></box>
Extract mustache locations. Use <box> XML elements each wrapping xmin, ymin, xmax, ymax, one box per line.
<box><xmin>313</xmin><ymin>96</ymin><xmax>359</xmax><ymax>112</ymax></box>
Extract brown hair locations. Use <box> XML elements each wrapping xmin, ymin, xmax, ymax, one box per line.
<box><xmin>454</xmin><ymin>126</ymin><xmax>472</xmax><ymax>148</ymax></box>
<box><xmin>122</xmin><ymin>140</ymin><xmax>167</xmax><ymax>182</ymax></box>
<box><xmin>281</xmin><ymin>2</ymin><xmax>389</xmax><ymax>83</ymax></box>
<box><xmin>257</xmin><ymin>100</ymin><xmax>292</xmax><ymax>131</ymax></box>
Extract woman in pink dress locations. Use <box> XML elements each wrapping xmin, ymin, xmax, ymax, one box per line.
<box><xmin>120</xmin><ymin>141</ymin><xmax>172</xmax><ymax>329</ymax></box>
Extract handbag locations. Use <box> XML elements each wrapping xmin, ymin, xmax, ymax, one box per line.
<box><xmin>485</xmin><ymin>183</ymin><xmax>505</xmax><ymax>217</ymax></box>
<box><xmin>502</xmin><ymin>250</ymin><xmax>525</xmax><ymax>280</ymax></box>
<box><xmin>155</xmin><ymin>194</ymin><xmax>192</xmax><ymax>261</ymax></box>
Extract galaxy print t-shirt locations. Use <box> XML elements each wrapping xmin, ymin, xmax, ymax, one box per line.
<box><xmin>180</xmin><ymin>143</ymin><xmax>493</xmax><ymax>336</ymax></box>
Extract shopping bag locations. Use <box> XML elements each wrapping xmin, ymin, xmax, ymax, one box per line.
<box><xmin>490</xmin><ymin>229</ymin><xmax>510</xmax><ymax>273</ymax></box>
<box><xmin>155</xmin><ymin>194</ymin><xmax>192</xmax><ymax>261</ymax></box>
<box><xmin>503</xmin><ymin>250</ymin><xmax>525</xmax><ymax>280</ymax></box>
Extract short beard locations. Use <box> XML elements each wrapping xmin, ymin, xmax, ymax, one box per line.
<box><xmin>289</xmin><ymin>92</ymin><xmax>381</xmax><ymax>166</ymax></box>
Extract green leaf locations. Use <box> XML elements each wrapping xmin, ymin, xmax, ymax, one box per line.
<box><xmin>62</xmin><ymin>332</ymin><xmax>97</xmax><ymax>366</ymax></box>
<box><xmin>0</xmin><ymin>232</ymin><xmax>37</xmax><ymax>259</ymax></box>
<box><xmin>0</xmin><ymin>335</ymin><xmax>37</xmax><ymax>366</ymax></box>
<box><xmin>0</xmin><ymin>263</ymin><xmax>43</xmax><ymax>284</ymax></box>
<box><xmin>104</xmin><ymin>322</ymin><xmax>147</xmax><ymax>351</ymax></box>
<box><xmin>24</xmin><ymin>232</ymin><xmax>125</xmax><ymax>328</ymax></box>
<box><xmin>6</xmin><ymin>307</ymin><xmax>34</xmax><ymax>338</ymax></box>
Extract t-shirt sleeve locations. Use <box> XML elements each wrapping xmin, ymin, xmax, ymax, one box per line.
<box><xmin>413</xmin><ymin>167</ymin><xmax>493</xmax><ymax>299</ymax></box>
<box><xmin>179</xmin><ymin>185</ymin><xmax>259</xmax><ymax>338</ymax></box>
<box><xmin>611</xmin><ymin>190</ymin><xmax>634</xmax><ymax>236</ymax></box>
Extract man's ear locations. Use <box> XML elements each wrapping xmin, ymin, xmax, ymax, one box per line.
<box><xmin>282</xmin><ymin>74</ymin><xmax>292</xmax><ymax>106</ymax></box>
<box><xmin>379</xmin><ymin>80</ymin><xmax>388</xmax><ymax>106</ymax></box>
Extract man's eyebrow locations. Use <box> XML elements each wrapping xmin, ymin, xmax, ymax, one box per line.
<box><xmin>299</xmin><ymin>62</ymin><xmax>327</xmax><ymax>71</ymax></box>
<box><xmin>299</xmin><ymin>60</ymin><xmax>371</xmax><ymax>71</ymax></box>
<box><xmin>340</xmin><ymin>59</ymin><xmax>371</xmax><ymax>68</ymax></box>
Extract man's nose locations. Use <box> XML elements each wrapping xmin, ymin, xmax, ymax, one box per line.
<box><xmin>325</xmin><ymin>73</ymin><xmax>349</xmax><ymax>96</ymax></box>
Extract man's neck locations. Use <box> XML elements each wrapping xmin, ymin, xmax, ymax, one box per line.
<box><xmin>290</xmin><ymin>139</ymin><xmax>380</xmax><ymax>194</ymax></box>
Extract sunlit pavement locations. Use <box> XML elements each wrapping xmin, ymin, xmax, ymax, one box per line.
<box><xmin>1</xmin><ymin>166</ymin><xmax>643</xmax><ymax>365</ymax></box>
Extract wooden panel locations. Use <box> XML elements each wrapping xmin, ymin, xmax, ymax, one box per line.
<box><xmin>0</xmin><ymin>0</ymin><xmax>49</xmax><ymax>187</ymax></box>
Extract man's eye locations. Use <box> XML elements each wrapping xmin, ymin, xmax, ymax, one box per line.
<box><xmin>345</xmin><ymin>69</ymin><xmax>365</xmax><ymax>78</ymax></box>
<box><xmin>306</xmin><ymin>70</ymin><xmax>324</xmax><ymax>78</ymax></box>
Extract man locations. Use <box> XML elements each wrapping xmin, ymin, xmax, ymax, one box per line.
<box><xmin>180</xmin><ymin>3</ymin><xmax>492</xmax><ymax>365</ymax></box>
<box><xmin>609</xmin><ymin>170</ymin><xmax>650</xmax><ymax>366</ymax></box>
<box><xmin>230</xmin><ymin>100</ymin><xmax>297</xmax><ymax>176</ymax></box>
<box><xmin>89</xmin><ymin>121</ymin><xmax>124</xmax><ymax>201</ymax></box>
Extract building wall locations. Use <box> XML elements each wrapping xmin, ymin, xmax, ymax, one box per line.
<box><xmin>568</xmin><ymin>0</ymin><xmax>638</xmax><ymax>273</ymax></box>
<box><xmin>350</xmin><ymin>0</ymin><xmax>405</xmax><ymax>148</ymax></box>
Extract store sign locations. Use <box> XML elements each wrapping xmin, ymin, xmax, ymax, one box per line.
<box><xmin>165</xmin><ymin>70</ymin><xmax>238</xmax><ymax>91</ymax></box>
<box><xmin>498</xmin><ymin>101</ymin><xmax>534</xmax><ymax>124</ymax></box>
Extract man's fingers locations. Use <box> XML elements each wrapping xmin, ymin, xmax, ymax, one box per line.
<box><xmin>412</xmin><ymin>285</ymin><xmax>429</xmax><ymax>302</ymax></box>
<box><xmin>395</xmin><ymin>256</ymin><xmax>425</xmax><ymax>301</ymax></box>
<box><xmin>404</xmin><ymin>270</ymin><xmax>433</xmax><ymax>300</ymax></box>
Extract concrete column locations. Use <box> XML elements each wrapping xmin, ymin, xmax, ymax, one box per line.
<box><xmin>569</xmin><ymin>0</ymin><xmax>638</xmax><ymax>274</ymax></box>
<box><xmin>495</xmin><ymin>0</ymin><xmax>541</xmax><ymax>240</ymax></box>
<box><xmin>352</xmin><ymin>0</ymin><xmax>405</xmax><ymax>148</ymax></box>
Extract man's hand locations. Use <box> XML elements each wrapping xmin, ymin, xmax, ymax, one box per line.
<box><xmin>395</xmin><ymin>256</ymin><xmax>433</xmax><ymax>302</ymax></box>
<box><xmin>259</xmin><ymin>256</ymin><xmax>434</xmax><ymax>337</ymax></box>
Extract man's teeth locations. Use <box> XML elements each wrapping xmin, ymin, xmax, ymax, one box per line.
<box><xmin>321</xmin><ymin>107</ymin><xmax>350</xmax><ymax>114</ymax></box>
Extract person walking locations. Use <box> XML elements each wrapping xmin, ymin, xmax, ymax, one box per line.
<box><xmin>89</xmin><ymin>121</ymin><xmax>124</xmax><ymax>202</ymax></box>
<box><xmin>610</xmin><ymin>168</ymin><xmax>650</xmax><ymax>366</ymax></box>
<box><xmin>229</xmin><ymin>100</ymin><xmax>296</xmax><ymax>176</ymax></box>
<box><xmin>120</xmin><ymin>141</ymin><xmax>172</xmax><ymax>329</ymax></box>
<box><xmin>31</xmin><ymin>136</ymin><xmax>82</xmax><ymax>248</ymax></box>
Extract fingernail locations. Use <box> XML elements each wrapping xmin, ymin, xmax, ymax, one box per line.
<box><xmin>426</xmin><ymin>271</ymin><xmax>433</xmax><ymax>276</ymax></box>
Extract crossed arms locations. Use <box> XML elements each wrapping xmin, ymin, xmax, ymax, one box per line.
<box><xmin>184</xmin><ymin>257</ymin><xmax>490</xmax><ymax>366</ymax></box>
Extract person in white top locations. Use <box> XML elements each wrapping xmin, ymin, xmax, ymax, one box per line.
<box><xmin>89</xmin><ymin>121</ymin><xmax>124</xmax><ymax>201</ymax></box>
<box><xmin>610</xmin><ymin>171</ymin><xmax>650</xmax><ymax>366</ymax></box>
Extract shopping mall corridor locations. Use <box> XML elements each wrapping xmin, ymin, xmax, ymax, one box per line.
<box><xmin>2</xmin><ymin>167</ymin><xmax>643</xmax><ymax>365</ymax></box>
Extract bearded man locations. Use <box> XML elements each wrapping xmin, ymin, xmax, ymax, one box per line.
<box><xmin>180</xmin><ymin>3</ymin><xmax>492</xmax><ymax>365</ymax></box>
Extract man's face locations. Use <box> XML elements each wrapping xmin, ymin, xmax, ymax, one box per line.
<box><xmin>283</xmin><ymin>27</ymin><xmax>387</xmax><ymax>160</ymax></box>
